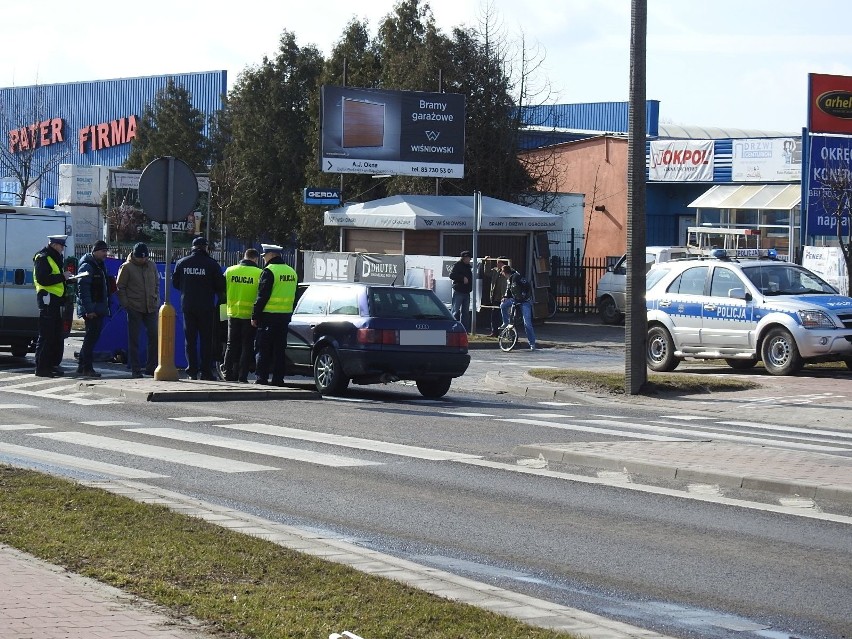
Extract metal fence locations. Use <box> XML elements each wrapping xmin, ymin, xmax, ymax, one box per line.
<box><xmin>547</xmin><ymin>255</ymin><xmax>610</xmax><ymax>314</ymax></box>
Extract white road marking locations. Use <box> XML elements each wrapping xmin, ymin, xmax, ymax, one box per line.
<box><xmin>714</xmin><ymin>421</ymin><xmax>852</xmax><ymax>440</ymax></box>
<box><xmin>31</xmin><ymin>432</ymin><xmax>275</xmax><ymax>473</ymax></box>
<box><xmin>577</xmin><ymin>418</ymin><xmax>850</xmax><ymax>453</ymax></box>
<box><xmin>127</xmin><ymin>428</ymin><xmax>381</xmax><ymax>468</ymax></box>
<box><xmin>2</xmin><ymin>382</ymin><xmax>121</xmax><ymax>405</ymax></box>
<box><xmin>215</xmin><ymin>423</ymin><xmax>482</xmax><ymax>461</ymax></box>
<box><xmin>0</xmin><ymin>424</ymin><xmax>47</xmax><ymax>431</ymax></box>
<box><xmin>0</xmin><ymin>374</ymin><xmax>40</xmax><ymax>382</ymax></box>
<box><xmin>0</xmin><ymin>443</ymin><xmax>166</xmax><ymax>479</ymax></box>
<box><xmin>445</xmin><ymin>412</ymin><xmax>495</xmax><ymax>417</ymax></box>
<box><xmin>456</xmin><ymin>458</ymin><xmax>852</xmax><ymax>525</ymax></box>
<box><xmin>80</xmin><ymin>421</ymin><xmax>142</xmax><ymax>427</ymax></box>
<box><xmin>497</xmin><ymin>418</ymin><xmax>686</xmax><ymax>442</ymax></box>
<box><xmin>537</xmin><ymin>401</ymin><xmax>580</xmax><ymax>406</ymax></box>
<box><xmin>519</xmin><ymin>413</ymin><xmax>573</xmax><ymax>418</ymax></box>
<box><xmin>659</xmin><ymin>415</ymin><xmax>714</xmax><ymax>421</ymax></box>
<box><xmin>168</xmin><ymin>416</ymin><xmax>233</xmax><ymax>423</ymax></box>
<box><xmin>0</xmin><ymin>404</ymin><xmax>35</xmax><ymax>409</ymax></box>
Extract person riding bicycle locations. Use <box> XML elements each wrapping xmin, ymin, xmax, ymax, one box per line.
<box><xmin>499</xmin><ymin>264</ymin><xmax>537</xmax><ymax>351</ymax></box>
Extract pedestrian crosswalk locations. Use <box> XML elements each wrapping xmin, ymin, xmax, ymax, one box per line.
<box><xmin>0</xmin><ymin>368</ymin><xmax>124</xmax><ymax>405</ymax></box>
<box><xmin>0</xmin><ymin>402</ymin><xmax>848</xmax><ymax>486</ymax></box>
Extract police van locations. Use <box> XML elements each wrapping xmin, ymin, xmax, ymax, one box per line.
<box><xmin>0</xmin><ymin>205</ymin><xmax>75</xmax><ymax>357</ymax></box>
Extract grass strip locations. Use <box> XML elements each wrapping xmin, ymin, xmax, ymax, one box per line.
<box><xmin>527</xmin><ymin>368</ymin><xmax>758</xmax><ymax>395</ymax></box>
<box><xmin>0</xmin><ymin>467</ymin><xmax>574</xmax><ymax>639</ymax></box>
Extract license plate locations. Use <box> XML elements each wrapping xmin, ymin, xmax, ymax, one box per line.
<box><xmin>399</xmin><ymin>330</ymin><xmax>446</xmax><ymax>346</ymax></box>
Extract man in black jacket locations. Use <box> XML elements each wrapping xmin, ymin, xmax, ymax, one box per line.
<box><xmin>172</xmin><ymin>236</ymin><xmax>225</xmax><ymax>380</ymax></box>
<box><xmin>449</xmin><ymin>250</ymin><xmax>473</xmax><ymax>331</ymax></box>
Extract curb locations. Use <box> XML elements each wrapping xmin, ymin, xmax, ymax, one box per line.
<box><xmin>513</xmin><ymin>444</ymin><xmax>852</xmax><ymax>505</ymax></box>
<box><xmin>484</xmin><ymin>370</ymin><xmax>615</xmax><ymax>405</ymax></box>
<box><xmin>76</xmin><ymin>380</ymin><xmax>314</xmax><ymax>402</ymax></box>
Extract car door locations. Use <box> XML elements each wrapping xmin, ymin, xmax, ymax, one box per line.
<box><xmin>656</xmin><ymin>265</ymin><xmax>708</xmax><ymax>348</ymax></box>
<box><xmin>286</xmin><ymin>285</ymin><xmax>330</xmax><ymax>372</ymax></box>
<box><xmin>701</xmin><ymin>265</ymin><xmax>754</xmax><ymax>349</ymax></box>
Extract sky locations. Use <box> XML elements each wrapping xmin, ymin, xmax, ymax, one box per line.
<box><xmin>3</xmin><ymin>0</ymin><xmax>850</xmax><ymax>133</ymax></box>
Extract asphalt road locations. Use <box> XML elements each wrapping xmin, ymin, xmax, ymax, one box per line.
<box><xmin>0</xmin><ymin>356</ymin><xmax>850</xmax><ymax>639</ymax></box>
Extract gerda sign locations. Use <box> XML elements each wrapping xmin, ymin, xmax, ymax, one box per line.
<box><xmin>320</xmin><ymin>86</ymin><xmax>465</xmax><ymax>179</ymax></box>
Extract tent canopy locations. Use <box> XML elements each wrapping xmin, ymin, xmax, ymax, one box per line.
<box><xmin>324</xmin><ymin>195</ymin><xmax>563</xmax><ymax>231</ymax></box>
<box><xmin>688</xmin><ymin>184</ymin><xmax>801</xmax><ymax>210</ymax></box>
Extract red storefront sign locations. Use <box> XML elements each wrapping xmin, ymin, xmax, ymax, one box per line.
<box><xmin>809</xmin><ymin>73</ymin><xmax>852</xmax><ymax>135</ymax></box>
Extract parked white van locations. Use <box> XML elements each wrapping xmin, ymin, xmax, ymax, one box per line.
<box><xmin>0</xmin><ymin>205</ymin><xmax>75</xmax><ymax>356</ymax></box>
<box><xmin>596</xmin><ymin>246</ymin><xmax>689</xmax><ymax>325</ymax></box>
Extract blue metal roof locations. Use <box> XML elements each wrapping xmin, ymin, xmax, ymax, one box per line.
<box><xmin>1</xmin><ymin>71</ymin><xmax>226</xmax><ymax>204</ymax></box>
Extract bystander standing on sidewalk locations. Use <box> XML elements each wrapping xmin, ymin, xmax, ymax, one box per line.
<box><xmin>75</xmin><ymin>240</ymin><xmax>112</xmax><ymax>378</ymax></box>
<box><xmin>116</xmin><ymin>242</ymin><xmax>159</xmax><ymax>378</ymax></box>
<box><xmin>449</xmin><ymin>250</ymin><xmax>473</xmax><ymax>331</ymax></box>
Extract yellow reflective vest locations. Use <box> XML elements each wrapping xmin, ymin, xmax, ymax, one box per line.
<box><xmin>263</xmin><ymin>263</ymin><xmax>298</xmax><ymax>313</ymax></box>
<box><xmin>224</xmin><ymin>263</ymin><xmax>261</xmax><ymax>319</ymax></box>
<box><xmin>34</xmin><ymin>254</ymin><xmax>65</xmax><ymax>297</ymax></box>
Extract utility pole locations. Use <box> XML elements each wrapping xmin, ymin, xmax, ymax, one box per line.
<box><xmin>625</xmin><ymin>0</ymin><xmax>648</xmax><ymax>394</ymax></box>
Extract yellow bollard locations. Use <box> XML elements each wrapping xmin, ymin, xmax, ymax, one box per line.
<box><xmin>154</xmin><ymin>302</ymin><xmax>179</xmax><ymax>381</ymax></box>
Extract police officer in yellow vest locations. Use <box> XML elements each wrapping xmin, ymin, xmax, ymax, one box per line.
<box><xmin>222</xmin><ymin>248</ymin><xmax>261</xmax><ymax>382</ymax></box>
<box><xmin>33</xmin><ymin>235</ymin><xmax>74</xmax><ymax>377</ymax></box>
<box><xmin>251</xmin><ymin>244</ymin><xmax>297</xmax><ymax>386</ymax></box>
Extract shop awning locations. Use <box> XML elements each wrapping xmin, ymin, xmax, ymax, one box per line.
<box><xmin>324</xmin><ymin>195</ymin><xmax>563</xmax><ymax>231</ymax></box>
<box><xmin>688</xmin><ymin>184</ymin><xmax>801</xmax><ymax>210</ymax></box>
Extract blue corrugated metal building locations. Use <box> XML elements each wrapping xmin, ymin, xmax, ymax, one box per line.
<box><xmin>1</xmin><ymin>71</ymin><xmax>226</xmax><ymax>205</ymax></box>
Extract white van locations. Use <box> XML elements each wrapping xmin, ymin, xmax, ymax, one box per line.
<box><xmin>595</xmin><ymin>246</ymin><xmax>689</xmax><ymax>325</ymax></box>
<box><xmin>0</xmin><ymin>205</ymin><xmax>75</xmax><ymax>356</ymax></box>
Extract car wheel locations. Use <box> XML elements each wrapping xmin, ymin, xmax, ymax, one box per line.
<box><xmin>598</xmin><ymin>297</ymin><xmax>624</xmax><ymax>325</ymax></box>
<box><xmin>760</xmin><ymin>327</ymin><xmax>803</xmax><ymax>376</ymax></box>
<box><xmin>725</xmin><ymin>358</ymin><xmax>758</xmax><ymax>370</ymax></box>
<box><xmin>646</xmin><ymin>325</ymin><xmax>680</xmax><ymax>372</ymax></box>
<box><xmin>416</xmin><ymin>377</ymin><xmax>452</xmax><ymax>398</ymax></box>
<box><xmin>313</xmin><ymin>346</ymin><xmax>349</xmax><ymax>395</ymax></box>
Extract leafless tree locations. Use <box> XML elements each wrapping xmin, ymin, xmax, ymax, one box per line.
<box><xmin>0</xmin><ymin>85</ymin><xmax>71</xmax><ymax>205</ymax></box>
<box><xmin>815</xmin><ymin>158</ymin><xmax>852</xmax><ymax>295</ymax></box>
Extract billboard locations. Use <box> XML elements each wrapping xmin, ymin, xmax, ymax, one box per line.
<box><xmin>320</xmin><ymin>86</ymin><xmax>465</xmax><ymax>179</ymax></box>
<box><xmin>806</xmin><ymin>134</ymin><xmax>852</xmax><ymax>237</ymax></box>
<box><xmin>731</xmin><ymin>138</ymin><xmax>802</xmax><ymax>182</ymax></box>
<box><xmin>648</xmin><ymin>140</ymin><xmax>714</xmax><ymax>182</ymax></box>
<box><xmin>809</xmin><ymin>73</ymin><xmax>852</xmax><ymax>135</ymax></box>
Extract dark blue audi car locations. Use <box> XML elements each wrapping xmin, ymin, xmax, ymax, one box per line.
<box><xmin>286</xmin><ymin>283</ymin><xmax>470</xmax><ymax>397</ymax></box>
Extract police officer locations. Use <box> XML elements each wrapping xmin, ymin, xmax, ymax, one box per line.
<box><xmin>251</xmin><ymin>244</ymin><xmax>297</xmax><ymax>386</ymax></box>
<box><xmin>222</xmin><ymin>248</ymin><xmax>261</xmax><ymax>382</ymax></box>
<box><xmin>33</xmin><ymin>235</ymin><xmax>74</xmax><ymax>377</ymax></box>
<box><xmin>172</xmin><ymin>236</ymin><xmax>225</xmax><ymax>380</ymax></box>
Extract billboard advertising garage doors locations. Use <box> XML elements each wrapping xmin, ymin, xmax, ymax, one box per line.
<box><xmin>320</xmin><ymin>86</ymin><xmax>465</xmax><ymax>179</ymax></box>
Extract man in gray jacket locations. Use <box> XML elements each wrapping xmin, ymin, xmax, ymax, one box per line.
<box><xmin>116</xmin><ymin>242</ymin><xmax>160</xmax><ymax>377</ymax></box>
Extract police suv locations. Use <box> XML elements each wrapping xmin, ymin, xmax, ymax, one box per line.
<box><xmin>645</xmin><ymin>249</ymin><xmax>852</xmax><ymax>375</ymax></box>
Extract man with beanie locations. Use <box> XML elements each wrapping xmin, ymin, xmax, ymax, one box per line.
<box><xmin>251</xmin><ymin>244</ymin><xmax>297</xmax><ymax>386</ymax></box>
<box><xmin>75</xmin><ymin>240</ymin><xmax>112</xmax><ymax>377</ymax></box>
<box><xmin>172</xmin><ymin>236</ymin><xmax>225</xmax><ymax>380</ymax></box>
<box><xmin>33</xmin><ymin>235</ymin><xmax>74</xmax><ymax>377</ymax></box>
<box><xmin>222</xmin><ymin>248</ymin><xmax>261</xmax><ymax>382</ymax></box>
<box><xmin>117</xmin><ymin>242</ymin><xmax>160</xmax><ymax>378</ymax></box>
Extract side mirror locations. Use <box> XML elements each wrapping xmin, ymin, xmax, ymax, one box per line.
<box><xmin>728</xmin><ymin>287</ymin><xmax>751</xmax><ymax>301</ymax></box>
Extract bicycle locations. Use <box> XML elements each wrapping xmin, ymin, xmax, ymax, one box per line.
<box><xmin>498</xmin><ymin>302</ymin><xmax>522</xmax><ymax>352</ymax></box>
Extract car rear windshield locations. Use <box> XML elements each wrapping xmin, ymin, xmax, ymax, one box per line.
<box><xmin>369</xmin><ymin>288</ymin><xmax>452</xmax><ymax>320</ymax></box>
